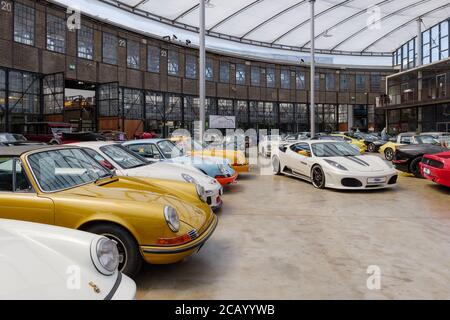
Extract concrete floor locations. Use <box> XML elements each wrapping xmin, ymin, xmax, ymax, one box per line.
<box><xmin>136</xmin><ymin>161</ymin><xmax>450</xmax><ymax>300</ymax></box>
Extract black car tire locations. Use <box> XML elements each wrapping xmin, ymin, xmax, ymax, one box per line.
<box><xmin>384</xmin><ymin>148</ymin><xmax>394</xmax><ymax>161</ymax></box>
<box><xmin>410</xmin><ymin>157</ymin><xmax>423</xmax><ymax>178</ymax></box>
<box><xmin>84</xmin><ymin>223</ymin><xmax>142</xmax><ymax>278</ymax></box>
<box><xmin>311</xmin><ymin>165</ymin><xmax>326</xmax><ymax>189</ymax></box>
<box><xmin>368</xmin><ymin>143</ymin><xmax>376</xmax><ymax>153</ymax></box>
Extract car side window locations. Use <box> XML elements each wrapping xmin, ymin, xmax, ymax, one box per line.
<box><xmin>401</xmin><ymin>136</ymin><xmax>412</xmax><ymax>144</ymax></box>
<box><xmin>84</xmin><ymin>148</ymin><xmax>115</xmax><ymax>170</ymax></box>
<box><xmin>290</xmin><ymin>143</ymin><xmax>311</xmax><ymax>155</ymax></box>
<box><xmin>128</xmin><ymin>144</ymin><xmax>161</xmax><ymax>159</ymax></box>
<box><xmin>0</xmin><ymin>157</ymin><xmax>32</xmax><ymax>192</ymax></box>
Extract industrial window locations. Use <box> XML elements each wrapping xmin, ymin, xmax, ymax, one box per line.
<box><xmin>370</xmin><ymin>75</ymin><xmax>381</xmax><ymax>92</ymax></box>
<box><xmin>422</xmin><ymin>30</ymin><xmax>431</xmax><ymax>65</ymax></box>
<box><xmin>147</xmin><ymin>46</ymin><xmax>160</xmax><ymax>73</ymax></box>
<box><xmin>235</xmin><ymin>100</ymin><xmax>248</xmax><ymax>125</ymax></box>
<box><xmin>218</xmin><ymin>99</ymin><xmax>233</xmax><ymax>116</ymax></box>
<box><xmin>338</xmin><ymin>105</ymin><xmax>348</xmax><ymax>123</ymax></box>
<box><xmin>121</xmin><ymin>89</ymin><xmax>143</xmax><ymax>119</ymax></box>
<box><xmin>98</xmin><ymin>83</ymin><xmax>119</xmax><ymax>117</ymax></box>
<box><xmin>185</xmin><ymin>55</ymin><xmax>197</xmax><ymax>79</ymax></box>
<box><xmin>280</xmin><ymin>70</ymin><xmax>290</xmax><ymax>89</ymax></box>
<box><xmin>236</xmin><ymin>64</ymin><xmax>246</xmax><ymax>85</ymax></box>
<box><xmin>205</xmin><ymin>58</ymin><xmax>214</xmax><ymax>81</ymax></box>
<box><xmin>340</xmin><ymin>74</ymin><xmax>349</xmax><ymax>91</ymax></box>
<box><xmin>127</xmin><ymin>40</ymin><xmax>140</xmax><ymax>69</ymax></box>
<box><xmin>8</xmin><ymin>71</ymin><xmax>40</xmax><ymax>115</ymax></box>
<box><xmin>145</xmin><ymin>91</ymin><xmax>164</xmax><ymax>120</ymax></box>
<box><xmin>103</xmin><ymin>33</ymin><xmax>118</xmax><ymax>65</ymax></box>
<box><xmin>314</xmin><ymin>74</ymin><xmax>320</xmax><ymax>89</ymax></box>
<box><xmin>407</xmin><ymin>39</ymin><xmax>415</xmax><ymax>69</ymax></box>
<box><xmin>77</xmin><ymin>25</ymin><xmax>94</xmax><ymax>60</ymax></box>
<box><xmin>219</xmin><ymin>62</ymin><xmax>230</xmax><ymax>83</ymax></box>
<box><xmin>325</xmin><ymin>74</ymin><xmax>335</xmax><ymax>91</ymax></box>
<box><xmin>42</xmin><ymin>73</ymin><xmax>64</xmax><ymax>114</ymax></box>
<box><xmin>431</xmin><ymin>25</ymin><xmax>439</xmax><ymax>63</ymax></box>
<box><xmin>279</xmin><ymin>103</ymin><xmax>294</xmax><ymax>123</ymax></box>
<box><xmin>295</xmin><ymin>104</ymin><xmax>308</xmax><ymax>125</ymax></box>
<box><xmin>46</xmin><ymin>14</ymin><xmax>66</xmax><ymax>53</ymax></box>
<box><xmin>165</xmin><ymin>95</ymin><xmax>182</xmax><ymax>121</ymax></box>
<box><xmin>440</xmin><ymin>20</ymin><xmax>449</xmax><ymax>60</ymax></box>
<box><xmin>296</xmin><ymin>71</ymin><xmax>305</xmax><ymax>90</ymax></box>
<box><xmin>356</xmin><ymin>74</ymin><xmax>366</xmax><ymax>92</ymax></box>
<box><xmin>167</xmin><ymin>51</ymin><xmax>179</xmax><ymax>76</ymax></box>
<box><xmin>266</xmin><ymin>68</ymin><xmax>275</xmax><ymax>88</ymax></box>
<box><xmin>14</xmin><ymin>3</ymin><xmax>35</xmax><ymax>45</ymax></box>
<box><xmin>251</xmin><ymin>67</ymin><xmax>260</xmax><ymax>86</ymax></box>
<box><xmin>402</xmin><ymin>43</ymin><xmax>408</xmax><ymax>69</ymax></box>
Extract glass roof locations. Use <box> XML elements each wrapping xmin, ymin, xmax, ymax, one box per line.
<box><xmin>51</xmin><ymin>0</ymin><xmax>450</xmax><ymax>66</ymax></box>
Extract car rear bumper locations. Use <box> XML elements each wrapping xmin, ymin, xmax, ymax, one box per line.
<box><xmin>140</xmin><ymin>214</ymin><xmax>218</xmax><ymax>264</ymax></box>
<box><xmin>420</xmin><ymin>163</ymin><xmax>450</xmax><ymax>187</ymax></box>
<box><xmin>233</xmin><ymin>163</ymin><xmax>250</xmax><ymax>173</ymax></box>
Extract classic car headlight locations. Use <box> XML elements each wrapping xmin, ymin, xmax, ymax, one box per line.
<box><xmin>182</xmin><ymin>173</ymin><xmax>197</xmax><ymax>184</ymax></box>
<box><xmin>324</xmin><ymin>159</ymin><xmax>348</xmax><ymax>171</ymax></box>
<box><xmin>90</xmin><ymin>237</ymin><xmax>120</xmax><ymax>276</ymax></box>
<box><xmin>164</xmin><ymin>205</ymin><xmax>180</xmax><ymax>232</ymax></box>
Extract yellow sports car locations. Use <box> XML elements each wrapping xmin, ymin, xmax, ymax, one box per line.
<box><xmin>0</xmin><ymin>145</ymin><xmax>217</xmax><ymax>277</ymax></box>
<box><xmin>330</xmin><ymin>134</ymin><xmax>367</xmax><ymax>153</ymax></box>
<box><xmin>172</xmin><ymin>137</ymin><xmax>250</xmax><ymax>173</ymax></box>
<box><xmin>378</xmin><ymin>133</ymin><xmax>416</xmax><ymax>161</ymax></box>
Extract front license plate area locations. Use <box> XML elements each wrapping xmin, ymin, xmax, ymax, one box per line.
<box><xmin>367</xmin><ymin>177</ymin><xmax>386</xmax><ymax>184</ymax></box>
<box><xmin>423</xmin><ymin>168</ymin><xmax>431</xmax><ymax>175</ymax></box>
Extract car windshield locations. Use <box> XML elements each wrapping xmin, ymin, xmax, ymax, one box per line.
<box><xmin>416</xmin><ymin>135</ymin><xmax>438</xmax><ymax>144</ymax></box>
<box><xmin>100</xmin><ymin>145</ymin><xmax>147</xmax><ymax>169</ymax></box>
<box><xmin>312</xmin><ymin>142</ymin><xmax>360</xmax><ymax>157</ymax></box>
<box><xmin>157</xmin><ymin>140</ymin><xmax>184</xmax><ymax>158</ymax></box>
<box><xmin>28</xmin><ymin>148</ymin><xmax>110</xmax><ymax>192</ymax></box>
<box><xmin>0</xmin><ymin>134</ymin><xmax>23</xmax><ymax>142</ymax></box>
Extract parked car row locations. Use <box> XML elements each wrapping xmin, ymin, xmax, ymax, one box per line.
<box><xmin>0</xmin><ymin>129</ymin><xmax>251</xmax><ymax>299</ymax></box>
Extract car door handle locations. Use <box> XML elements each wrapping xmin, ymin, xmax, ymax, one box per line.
<box><xmin>301</xmin><ymin>161</ymin><xmax>307</xmax><ymax>165</ymax></box>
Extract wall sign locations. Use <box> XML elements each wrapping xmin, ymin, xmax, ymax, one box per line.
<box><xmin>118</xmin><ymin>39</ymin><xmax>126</xmax><ymax>47</ymax></box>
<box><xmin>1</xmin><ymin>1</ymin><xmax>12</xmax><ymax>12</ymax></box>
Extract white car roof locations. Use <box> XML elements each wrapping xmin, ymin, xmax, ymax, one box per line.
<box><xmin>123</xmin><ymin>139</ymin><xmax>166</xmax><ymax>145</ymax></box>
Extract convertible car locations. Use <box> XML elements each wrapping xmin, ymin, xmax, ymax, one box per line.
<box><xmin>271</xmin><ymin>140</ymin><xmax>397</xmax><ymax>190</ymax></box>
<box><xmin>420</xmin><ymin>150</ymin><xmax>450</xmax><ymax>187</ymax></box>
<box><xmin>393</xmin><ymin>135</ymin><xmax>448</xmax><ymax>177</ymax></box>
<box><xmin>123</xmin><ymin>139</ymin><xmax>238</xmax><ymax>186</ymax></box>
<box><xmin>71</xmin><ymin>141</ymin><xmax>223</xmax><ymax>210</ymax></box>
<box><xmin>0</xmin><ymin>145</ymin><xmax>218</xmax><ymax>277</ymax></box>
<box><xmin>0</xmin><ymin>219</ymin><xmax>136</xmax><ymax>300</ymax></box>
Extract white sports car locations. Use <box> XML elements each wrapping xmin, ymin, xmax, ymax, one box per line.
<box><xmin>70</xmin><ymin>142</ymin><xmax>223</xmax><ymax>210</ymax></box>
<box><xmin>272</xmin><ymin>140</ymin><xmax>398</xmax><ymax>190</ymax></box>
<box><xmin>0</xmin><ymin>219</ymin><xmax>136</xmax><ymax>300</ymax></box>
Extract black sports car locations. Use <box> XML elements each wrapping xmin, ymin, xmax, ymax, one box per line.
<box><xmin>353</xmin><ymin>132</ymin><xmax>389</xmax><ymax>153</ymax></box>
<box><xmin>393</xmin><ymin>136</ymin><xmax>448</xmax><ymax>177</ymax></box>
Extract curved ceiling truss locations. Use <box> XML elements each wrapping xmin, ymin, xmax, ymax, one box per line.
<box><xmin>97</xmin><ymin>0</ymin><xmax>450</xmax><ymax>56</ymax></box>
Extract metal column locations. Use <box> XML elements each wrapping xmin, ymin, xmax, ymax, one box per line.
<box><xmin>199</xmin><ymin>0</ymin><xmax>206</xmax><ymax>142</ymax></box>
<box><xmin>309</xmin><ymin>0</ymin><xmax>316</xmax><ymax>137</ymax></box>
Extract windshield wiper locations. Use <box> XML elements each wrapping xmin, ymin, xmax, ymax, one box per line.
<box><xmin>94</xmin><ymin>171</ymin><xmax>116</xmax><ymax>184</ymax></box>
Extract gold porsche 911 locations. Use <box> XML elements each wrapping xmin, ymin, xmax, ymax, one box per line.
<box><xmin>0</xmin><ymin>145</ymin><xmax>218</xmax><ymax>277</ymax></box>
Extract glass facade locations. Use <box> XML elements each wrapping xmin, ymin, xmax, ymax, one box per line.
<box><xmin>122</xmin><ymin>88</ymin><xmax>143</xmax><ymax>119</ymax></box>
<box><xmin>393</xmin><ymin>18</ymin><xmax>450</xmax><ymax>70</ymax></box>
<box><xmin>167</xmin><ymin>51</ymin><xmax>179</xmax><ymax>76</ymax></box>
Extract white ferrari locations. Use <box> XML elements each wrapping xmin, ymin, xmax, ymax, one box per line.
<box><xmin>272</xmin><ymin>140</ymin><xmax>398</xmax><ymax>190</ymax></box>
<box><xmin>0</xmin><ymin>219</ymin><xmax>136</xmax><ymax>300</ymax></box>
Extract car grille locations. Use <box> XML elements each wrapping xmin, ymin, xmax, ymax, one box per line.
<box><xmin>341</xmin><ymin>178</ymin><xmax>363</xmax><ymax>187</ymax></box>
<box><xmin>422</xmin><ymin>157</ymin><xmax>444</xmax><ymax>169</ymax></box>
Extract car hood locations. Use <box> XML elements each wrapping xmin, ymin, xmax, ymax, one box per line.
<box><xmin>122</xmin><ymin>162</ymin><xmax>220</xmax><ymax>191</ymax></box>
<box><xmin>0</xmin><ymin>219</ymin><xmax>128</xmax><ymax>300</ymax></box>
<box><xmin>57</xmin><ymin>177</ymin><xmax>209</xmax><ymax>229</ymax></box>
<box><xmin>323</xmin><ymin>155</ymin><xmax>392</xmax><ymax>172</ymax></box>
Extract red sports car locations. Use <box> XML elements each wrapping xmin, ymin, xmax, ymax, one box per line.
<box><xmin>420</xmin><ymin>151</ymin><xmax>450</xmax><ymax>187</ymax></box>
